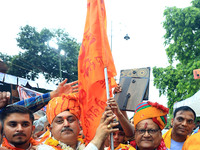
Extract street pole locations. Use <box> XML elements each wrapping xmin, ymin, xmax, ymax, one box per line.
<box><xmin>109</xmin><ymin>21</ymin><xmax>114</xmax><ymax>150</ymax></box>
<box><xmin>58</xmin><ymin>49</ymin><xmax>62</xmax><ymax>82</ymax></box>
<box><xmin>110</xmin><ymin>21</ymin><xmax>112</xmax><ymax>52</ymax></box>
<box><xmin>47</xmin><ymin>40</ymin><xmax>63</xmax><ymax>82</ymax></box>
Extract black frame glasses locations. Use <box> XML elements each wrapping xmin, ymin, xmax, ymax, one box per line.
<box><xmin>136</xmin><ymin>128</ymin><xmax>160</xmax><ymax>135</ymax></box>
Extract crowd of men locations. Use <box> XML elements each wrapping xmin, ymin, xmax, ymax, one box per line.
<box><xmin>0</xmin><ymin>78</ymin><xmax>200</xmax><ymax>150</ymax></box>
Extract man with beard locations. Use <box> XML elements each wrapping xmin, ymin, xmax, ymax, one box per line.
<box><xmin>163</xmin><ymin>106</ymin><xmax>196</xmax><ymax>150</ymax></box>
<box><xmin>0</xmin><ymin>105</ymin><xmax>39</xmax><ymax>149</ymax></box>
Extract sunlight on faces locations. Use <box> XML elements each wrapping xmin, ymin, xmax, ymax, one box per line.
<box><xmin>135</xmin><ymin>119</ymin><xmax>162</xmax><ymax>150</ymax></box>
<box><xmin>3</xmin><ymin>113</ymin><xmax>35</xmax><ymax>147</ymax></box>
<box><xmin>172</xmin><ymin>111</ymin><xmax>195</xmax><ymax>136</ymax></box>
<box><xmin>50</xmin><ymin>111</ymin><xmax>81</xmax><ymax>145</ymax></box>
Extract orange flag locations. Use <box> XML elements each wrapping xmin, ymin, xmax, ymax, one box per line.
<box><xmin>78</xmin><ymin>0</ymin><xmax>117</xmax><ymax>143</ymax></box>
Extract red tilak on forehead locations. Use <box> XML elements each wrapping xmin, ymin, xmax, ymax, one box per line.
<box><xmin>144</xmin><ymin>122</ymin><xmax>148</xmax><ymax>129</ymax></box>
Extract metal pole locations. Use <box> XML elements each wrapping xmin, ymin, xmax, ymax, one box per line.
<box><xmin>104</xmin><ymin>67</ymin><xmax>114</xmax><ymax>150</ymax></box>
<box><xmin>59</xmin><ymin>52</ymin><xmax>62</xmax><ymax>82</ymax></box>
<box><xmin>110</xmin><ymin>21</ymin><xmax>112</xmax><ymax>52</ymax></box>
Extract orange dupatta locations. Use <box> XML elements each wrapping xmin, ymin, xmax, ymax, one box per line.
<box><xmin>1</xmin><ymin>137</ymin><xmax>39</xmax><ymax>150</ymax></box>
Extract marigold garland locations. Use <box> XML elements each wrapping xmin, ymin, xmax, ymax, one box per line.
<box><xmin>107</xmin><ymin>143</ymin><xmax>135</xmax><ymax>150</ymax></box>
<box><xmin>44</xmin><ymin>136</ymin><xmax>85</xmax><ymax>150</ymax></box>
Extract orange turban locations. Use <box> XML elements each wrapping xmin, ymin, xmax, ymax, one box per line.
<box><xmin>134</xmin><ymin>101</ymin><xmax>169</xmax><ymax>130</ymax></box>
<box><xmin>46</xmin><ymin>92</ymin><xmax>80</xmax><ymax>125</ymax></box>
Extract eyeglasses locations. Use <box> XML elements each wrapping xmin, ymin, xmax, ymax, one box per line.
<box><xmin>136</xmin><ymin>128</ymin><xmax>160</xmax><ymax>135</ymax></box>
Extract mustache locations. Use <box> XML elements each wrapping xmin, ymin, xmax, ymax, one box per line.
<box><xmin>61</xmin><ymin>127</ymin><xmax>73</xmax><ymax>133</ymax></box>
<box><xmin>13</xmin><ymin>133</ymin><xmax>26</xmax><ymax>137</ymax></box>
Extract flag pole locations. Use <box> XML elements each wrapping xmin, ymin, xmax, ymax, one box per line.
<box><xmin>104</xmin><ymin>67</ymin><xmax>114</xmax><ymax>150</ymax></box>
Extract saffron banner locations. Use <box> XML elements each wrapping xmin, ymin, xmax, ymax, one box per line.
<box><xmin>78</xmin><ymin>0</ymin><xmax>117</xmax><ymax>143</ymax></box>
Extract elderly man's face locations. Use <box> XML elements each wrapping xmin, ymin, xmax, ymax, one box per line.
<box><xmin>50</xmin><ymin>111</ymin><xmax>81</xmax><ymax>145</ymax></box>
<box><xmin>135</xmin><ymin>119</ymin><xmax>162</xmax><ymax>150</ymax></box>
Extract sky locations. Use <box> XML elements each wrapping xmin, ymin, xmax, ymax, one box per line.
<box><xmin>0</xmin><ymin>0</ymin><xmax>193</xmax><ymax>109</ymax></box>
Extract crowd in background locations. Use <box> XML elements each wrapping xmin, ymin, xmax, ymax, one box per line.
<box><xmin>0</xmin><ymin>78</ymin><xmax>199</xmax><ymax>150</ymax></box>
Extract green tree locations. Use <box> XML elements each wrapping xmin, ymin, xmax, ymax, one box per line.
<box><xmin>153</xmin><ymin>0</ymin><xmax>200</xmax><ymax>113</ymax></box>
<box><xmin>0</xmin><ymin>53</ymin><xmax>12</xmax><ymax>63</ymax></box>
<box><xmin>7</xmin><ymin>25</ymin><xmax>80</xmax><ymax>83</ymax></box>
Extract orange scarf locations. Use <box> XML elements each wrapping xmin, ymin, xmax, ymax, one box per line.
<box><xmin>162</xmin><ymin>128</ymin><xmax>172</xmax><ymax>149</ymax></box>
<box><xmin>163</xmin><ymin>128</ymin><xmax>189</xmax><ymax>149</ymax></box>
<box><xmin>182</xmin><ymin>132</ymin><xmax>200</xmax><ymax>150</ymax></box>
<box><xmin>2</xmin><ymin>137</ymin><xmax>39</xmax><ymax>150</ymax></box>
<box><xmin>107</xmin><ymin>144</ymin><xmax>136</xmax><ymax>150</ymax></box>
<box><xmin>38</xmin><ymin>129</ymin><xmax>50</xmax><ymax>143</ymax></box>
